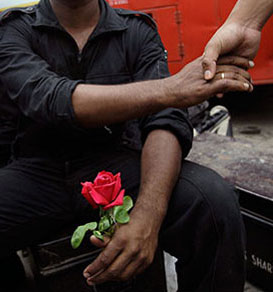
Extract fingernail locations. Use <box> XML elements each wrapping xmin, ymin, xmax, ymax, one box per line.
<box><xmin>204</xmin><ymin>70</ymin><xmax>212</xmax><ymax>80</ymax></box>
<box><xmin>244</xmin><ymin>83</ymin><xmax>250</xmax><ymax>89</ymax></box>
<box><xmin>83</xmin><ymin>272</ymin><xmax>91</xmax><ymax>278</ymax></box>
<box><xmin>249</xmin><ymin>61</ymin><xmax>255</xmax><ymax>68</ymax></box>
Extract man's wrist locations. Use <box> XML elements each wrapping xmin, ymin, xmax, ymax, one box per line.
<box><xmin>131</xmin><ymin>196</ymin><xmax>168</xmax><ymax>230</ymax></box>
<box><xmin>227</xmin><ymin>13</ymin><xmax>264</xmax><ymax>32</ymax></box>
<box><xmin>153</xmin><ymin>77</ymin><xmax>178</xmax><ymax>109</ymax></box>
<box><xmin>227</xmin><ymin>0</ymin><xmax>273</xmax><ymax>31</ymax></box>
<box><xmin>159</xmin><ymin>74</ymin><xmax>185</xmax><ymax>109</ymax></box>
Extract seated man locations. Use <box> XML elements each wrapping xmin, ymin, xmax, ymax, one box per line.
<box><xmin>0</xmin><ymin>0</ymin><xmax>252</xmax><ymax>291</ymax></box>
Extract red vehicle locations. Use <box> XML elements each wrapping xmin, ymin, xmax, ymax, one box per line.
<box><xmin>108</xmin><ymin>0</ymin><xmax>273</xmax><ymax>85</ymax></box>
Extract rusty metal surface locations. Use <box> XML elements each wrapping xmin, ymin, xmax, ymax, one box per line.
<box><xmin>188</xmin><ymin>133</ymin><xmax>273</xmax><ymax>200</ymax></box>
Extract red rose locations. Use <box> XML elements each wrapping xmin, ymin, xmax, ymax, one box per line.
<box><xmin>81</xmin><ymin>171</ymin><xmax>125</xmax><ymax>210</ymax></box>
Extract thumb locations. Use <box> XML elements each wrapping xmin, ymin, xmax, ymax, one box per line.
<box><xmin>202</xmin><ymin>41</ymin><xmax>221</xmax><ymax>80</ymax></box>
<box><xmin>90</xmin><ymin>234</ymin><xmax>111</xmax><ymax>248</ymax></box>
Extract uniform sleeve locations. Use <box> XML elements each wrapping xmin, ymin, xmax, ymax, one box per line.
<box><xmin>0</xmin><ymin>19</ymin><xmax>81</xmax><ymax>127</ymax></box>
<box><xmin>130</xmin><ymin>20</ymin><xmax>193</xmax><ymax>158</ymax></box>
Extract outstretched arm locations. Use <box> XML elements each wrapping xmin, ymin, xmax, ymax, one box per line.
<box><xmin>228</xmin><ymin>0</ymin><xmax>273</xmax><ymax>29</ymax></box>
<box><xmin>0</xmin><ymin>19</ymin><xmax>252</xmax><ymax>128</ymax></box>
<box><xmin>73</xmin><ymin>57</ymin><xmax>252</xmax><ymax>127</ymax></box>
<box><xmin>202</xmin><ymin>0</ymin><xmax>273</xmax><ymax>80</ymax></box>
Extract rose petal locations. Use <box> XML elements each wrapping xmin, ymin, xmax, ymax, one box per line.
<box><xmin>81</xmin><ymin>182</ymin><xmax>93</xmax><ymax>191</ymax></box>
<box><xmin>93</xmin><ymin>182</ymin><xmax>116</xmax><ymax>202</ymax></box>
<box><xmin>96</xmin><ymin>176</ymin><xmax>111</xmax><ymax>185</ymax></box>
<box><xmin>103</xmin><ymin>189</ymin><xmax>125</xmax><ymax>210</ymax></box>
<box><xmin>90</xmin><ymin>188</ymin><xmax>110</xmax><ymax>205</ymax></box>
<box><xmin>112</xmin><ymin>173</ymin><xmax>121</xmax><ymax>200</ymax></box>
<box><xmin>94</xmin><ymin>171</ymin><xmax>114</xmax><ymax>186</ymax></box>
<box><xmin>81</xmin><ymin>182</ymin><xmax>98</xmax><ymax>209</ymax></box>
<box><xmin>114</xmin><ymin>173</ymin><xmax>121</xmax><ymax>179</ymax></box>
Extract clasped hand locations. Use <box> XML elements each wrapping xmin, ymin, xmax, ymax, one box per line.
<box><xmin>166</xmin><ymin>54</ymin><xmax>253</xmax><ymax>108</ymax></box>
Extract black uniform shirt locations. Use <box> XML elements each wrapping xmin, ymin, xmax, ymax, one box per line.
<box><xmin>0</xmin><ymin>0</ymin><xmax>193</xmax><ymax>160</ymax></box>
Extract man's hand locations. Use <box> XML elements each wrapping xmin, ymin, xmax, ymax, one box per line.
<box><xmin>201</xmin><ymin>0</ymin><xmax>273</xmax><ymax>80</ymax></box>
<box><xmin>83</xmin><ymin>207</ymin><xmax>158</xmax><ymax>285</ymax></box>
<box><xmin>83</xmin><ymin>129</ymin><xmax>181</xmax><ymax>286</ymax></box>
<box><xmin>166</xmin><ymin>55</ymin><xmax>253</xmax><ymax>108</ymax></box>
<box><xmin>202</xmin><ymin>22</ymin><xmax>261</xmax><ymax>80</ymax></box>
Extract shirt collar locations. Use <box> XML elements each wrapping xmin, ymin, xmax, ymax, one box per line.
<box><xmin>32</xmin><ymin>0</ymin><xmax>128</xmax><ymax>35</ymax></box>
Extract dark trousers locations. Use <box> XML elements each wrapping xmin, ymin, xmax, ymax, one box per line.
<box><xmin>0</xmin><ymin>147</ymin><xmax>246</xmax><ymax>291</ymax></box>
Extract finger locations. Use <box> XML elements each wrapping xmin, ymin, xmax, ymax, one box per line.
<box><xmin>90</xmin><ymin>235</ymin><xmax>110</xmax><ymax>248</ymax></box>
<box><xmin>212</xmin><ymin>78</ymin><xmax>253</xmax><ymax>94</ymax></box>
<box><xmin>214</xmin><ymin>71</ymin><xmax>253</xmax><ymax>91</ymax></box>
<box><xmin>118</xmin><ymin>254</ymin><xmax>150</xmax><ymax>281</ymax></box>
<box><xmin>118</xmin><ymin>258</ymin><xmax>144</xmax><ymax>282</ymax></box>
<box><xmin>217</xmin><ymin>56</ymin><xmax>254</xmax><ymax>70</ymax></box>
<box><xmin>83</xmin><ymin>241</ymin><xmax>122</xmax><ymax>280</ymax></box>
<box><xmin>87</xmin><ymin>250</ymin><xmax>137</xmax><ymax>285</ymax></box>
<box><xmin>118</xmin><ymin>246</ymin><xmax>155</xmax><ymax>282</ymax></box>
<box><xmin>216</xmin><ymin>66</ymin><xmax>251</xmax><ymax>81</ymax></box>
<box><xmin>214</xmin><ymin>71</ymin><xmax>253</xmax><ymax>96</ymax></box>
<box><xmin>202</xmin><ymin>42</ymin><xmax>221</xmax><ymax>80</ymax></box>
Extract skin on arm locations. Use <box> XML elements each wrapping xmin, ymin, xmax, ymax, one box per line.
<box><xmin>203</xmin><ymin>0</ymin><xmax>273</xmax><ymax>80</ymax></box>
<box><xmin>72</xmin><ymin>57</ymin><xmax>253</xmax><ymax>128</ymax></box>
<box><xmin>83</xmin><ymin>129</ymin><xmax>182</xmax><ymax>285</ymax></box>
<box><xmin>227</xmin><ymin>0</ymin><xmax>273</xmax><ymax>30</ymax></box>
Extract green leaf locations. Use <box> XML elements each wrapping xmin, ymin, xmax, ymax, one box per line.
<box><xmin>113</xmin><ymin>205</ymin><xmax>122</xmax><ymax>218</ymax></box>
<box><xmin>84</xmin><ymin>222</ymin><xmax>98</xmax><ymax>231</ymax></box>
<box><xmin>123</xmin><ymin>196</ymin><xmax>133</xmax><ymax>212</ymax></box>
<box><xmin>71</xmin><ymin>226</ymin><xmax>85</xmax><ymax>249</ymax></box>
<box><xmin>71</xmin><ymin>222</ymin><xmax>97</xmax><ymax>249</ymax></box>
<box><xmin>115</xmin><ymin>207</ymin><xmax>130</xmax><ymax>224</ymax></box>
<box><xmin>98</xmin><ymin>216</ymin><xmax>111</xmax><ymax>232</ymax></box>
<box><xmin>93</xmin><ymin>230</ymin><xmax>104</xmax><ymax>241</ymax></box>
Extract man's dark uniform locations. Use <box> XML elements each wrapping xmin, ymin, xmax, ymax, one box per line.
<box><xmin>0</xmin><ymin>0</ymin><xmax>246</xmax><ymax>291</ymax></box>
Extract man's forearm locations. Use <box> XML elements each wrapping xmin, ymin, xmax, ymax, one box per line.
<box><xmin>72</xmin><ymin>57</ymin><xmax>252</xmax><ymax>128</ymax></box>
<box><xmin>130</xmin><ymin>129</ymin><xmax>182</xmax><ymax>231</ymax></box>
<box><xmin>227</xmin><ymin>0</ymin><xmax>273</xmax><ymax>30</ymax></box>
<box><xmin>72</xmin><ymin>79</ymin><xmax>172</xmax><ymax>127</ymax></box>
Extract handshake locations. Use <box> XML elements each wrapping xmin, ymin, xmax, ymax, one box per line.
<box><xmin>163</xmin><ymin>54</ymin><xmax>253</xmax><ymax>109</ymax></box>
